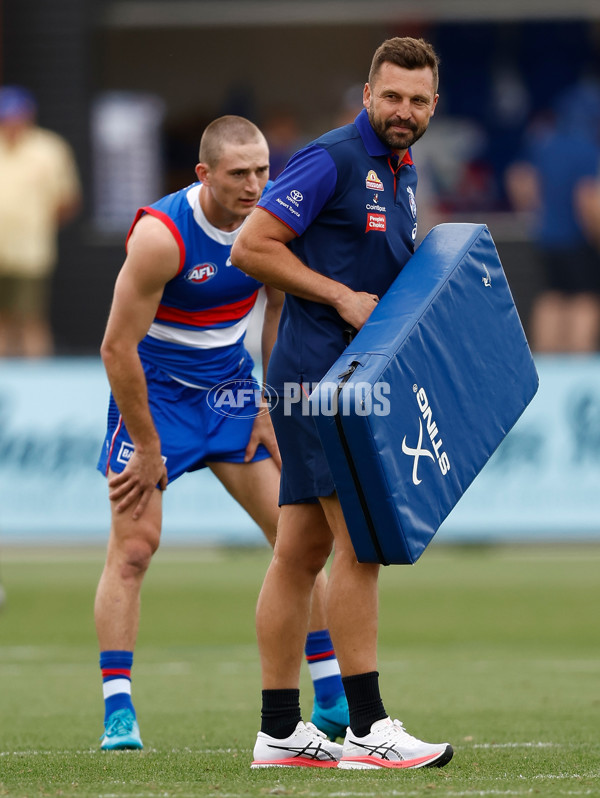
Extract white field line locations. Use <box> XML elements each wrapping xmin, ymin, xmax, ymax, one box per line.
<box><xmin>472</xmin><ymin>742</ymin><xmax>557</xmax><ymax>748</ymax></box>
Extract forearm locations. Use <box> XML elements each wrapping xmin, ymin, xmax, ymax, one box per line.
<box><xmin>232</xmin><ymin>211</ymin><xmax>379</xmax><ymax>331</ymax></box>
<box><xmin>101</xmin><ymin>345</ymin><xmax>160</xmax><ymax>453</ymax></box>
<box><xmin>235</xmin><ymin>238</ymin><xmax>351</xmax><ymax>313</ymax></box>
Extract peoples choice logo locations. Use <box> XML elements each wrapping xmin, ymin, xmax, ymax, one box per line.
<box><xmin>207</xmin><ymin>378</ymin><xmax>279</xmax><ymax>419</ymax></box>
<box><xmin>186</xmin><ymin>263</ymin><xmax>217</xmax><ymax>283</ymax></box>
<box><xmin>401</xmin><ymin>384</ymin><xmax>450</xmax><ymax>485</ymax></box>
<box><xmin>366</xmin><ymin>213</ymin><xmax>386</xmax><ymax>232</ymax></box>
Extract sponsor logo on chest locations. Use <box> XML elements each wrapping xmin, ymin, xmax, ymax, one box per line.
<box><xmin>365</xmin><ymin>213</ymin><xmax>387</xmax><ymax>232</ymax></box>
<box><xmin>365</xmin><ymin>170</ymin><xmax>384</xmax><ymax>191</ymax></box>
<box><xmin>364</xmin><ymin>171</ymin><xmax>387</xmax><ymax>233</ymax></box>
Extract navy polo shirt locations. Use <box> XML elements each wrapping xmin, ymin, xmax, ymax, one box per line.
<box><xmin>259</xmin><ymin>108</ymin><xmax>419</xmax><ymax>388</ymax></box>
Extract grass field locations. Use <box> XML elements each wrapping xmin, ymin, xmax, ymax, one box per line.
<box><xmin>0</xmin><ymin>542</ymin><xmax>599</xmax><ymax>797</ymax></box>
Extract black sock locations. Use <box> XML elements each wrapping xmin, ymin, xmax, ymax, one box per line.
<box><xmin>260</xmin><ymin>689</ymin><xmax>302</xmax><ymax>738</ymax></box>
<box><xmin>342</xmin><ymin>671</ymin><xmax>387</xmax><ymax>737</ymax></box>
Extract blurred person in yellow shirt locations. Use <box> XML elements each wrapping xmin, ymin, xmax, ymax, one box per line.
<box><xmin>0</xmin><ymin>86</ymin><xmax>81</xmax><ymax>357</ymax></box>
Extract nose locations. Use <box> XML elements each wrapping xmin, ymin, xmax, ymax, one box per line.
<box><xmin>245</xmin><ymin>173</ymin><xmax>260</xmax><ymax>193</ymax></box>
<box><xmin>394</xmin><ymin>99</ymin><xmax>412</xmax><ymax>119</ymax></box>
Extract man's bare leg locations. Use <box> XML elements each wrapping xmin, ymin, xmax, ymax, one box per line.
<box><xmin>93</xmin><ymin>470</ymin><xmax>162</xmax><ymax>748</ymax></box>
<box><xmin>318</xmin><ymin>493</ymin><xmax>380</xmax><ymax>677</ymax></box>
<box><xmin>94</xmin><ymin>475</ymin><xmax>162</xmax><ymax>650</ymax></box>
<box><xmin>209</xmin><ymin>459</ymin><xmax>348</xmax><ymax>738</ymax></box>
<box><xmin>252</xmin><ymin>501</ymin><xmax>334</xmax><ymax>690</ymax></box>
<box><xmin>208</xmin><ymin>459</ymin><xmax>329</xmax><ymax>632</ymax></box>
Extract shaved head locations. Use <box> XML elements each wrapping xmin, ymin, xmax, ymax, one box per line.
<box><xmin>199</xmin><ymin>115</ymin><xmax>267</xmax><ymax>167</ymax></box>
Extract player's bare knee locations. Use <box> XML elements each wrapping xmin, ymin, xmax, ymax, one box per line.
<box><xmin>297</xmin><ymin>539</ymin><xmax>332</xmax><ymax>578</ymax></box>
<box><xmin>118</xmin><ymin>536</ymin><xmax>157</xmax><ymax>580</ymax></box>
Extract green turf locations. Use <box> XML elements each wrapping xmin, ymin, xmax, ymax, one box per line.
<box><xmin>0</xmin><ymin>542</ymin><xmax>599</xmax><ymax>797</ymax></box>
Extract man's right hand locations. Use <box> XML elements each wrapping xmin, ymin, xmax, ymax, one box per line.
<box><xmin>336</xmin><ymin>289</ymin><xmax>380</xmax><ymax>332</ymax></box>
<box><xmin>108</xmin><ymin>449</ymin><xmax>168</xmax><ymax>520</ymax></box>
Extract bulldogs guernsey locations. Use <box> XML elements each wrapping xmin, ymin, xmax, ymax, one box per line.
<box><xmin>132</xmin><ymin>183</ymin><xmax>263</xmax><ymax>388</ymax></box>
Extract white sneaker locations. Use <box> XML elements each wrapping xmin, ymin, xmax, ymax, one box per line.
<box><xmin>251</xmin><ymin>720</ymin><xmax>343</xmax><ymax>768</ymax></box>
<box><xmin>338</xmin><ymin>717</ymin><xmax>453</xmax><ymax>770</ymax></box>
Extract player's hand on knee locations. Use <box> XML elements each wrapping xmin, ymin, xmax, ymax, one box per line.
<box><xmin>108</xmin><ymin>454</ymin><xmax>168</xmax><ymax>518</ymax></box>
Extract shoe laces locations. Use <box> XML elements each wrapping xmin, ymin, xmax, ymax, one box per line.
<box><xmin>105</xmin><ymin>709</ymin><xmax>135</xmax><ymax>737</ymax></box>
<box><xmin>388</xmin><ymin>719</ymin><xmax>420</xmax><ymax>748</ymax></box>
<box><xmin>304</xmin><ymin>721</ymin><xmax>328</xmax><ymax>740</ymax></box>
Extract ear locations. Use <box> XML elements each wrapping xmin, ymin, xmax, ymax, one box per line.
<box><xmin>195</xmin><ymin>162</ymin><xmax>209</xmax><ymax>184</ymax></box>
<box><xmin>363</xmin><ymin>82</ymin><xmax>371</xmax><ymax>111</ymax></box>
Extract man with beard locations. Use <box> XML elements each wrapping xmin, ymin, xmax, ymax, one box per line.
<box><xmin>231</xmin><ymin>37</ymin><xmax>454</xmax><ymax>770</ymax></box>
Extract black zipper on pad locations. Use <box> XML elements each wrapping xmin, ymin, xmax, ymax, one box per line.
<box><xmin>333</xmin><ymin>362</ymin><xmax>388</xmax><ymax>565</ymax></box>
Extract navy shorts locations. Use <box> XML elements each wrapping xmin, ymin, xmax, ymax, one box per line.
<box><xmin>540</xmin><ymin>245</ymin><xmax>600</xmax><ymax>295</ymax></box>
<box><xmin>269</xmin><ymin>384</ymin><xmax>335</xmax><ymax>505</ymax></box>
<box><xmin>97</xmin><ymin>362</ymin><xmax>270</xmax><ymax>484</ymax></box>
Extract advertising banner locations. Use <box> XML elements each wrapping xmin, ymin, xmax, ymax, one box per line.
<box><xmin>1</xmin><ymin>356</ymin><xmax>598</xmax><ymax>545</ymax></box>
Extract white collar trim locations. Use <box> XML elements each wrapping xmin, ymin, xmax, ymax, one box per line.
<box><xmin>186</xmin><ymin>184</ymin><xmax>242</xmax><ymax>245</ymax></box>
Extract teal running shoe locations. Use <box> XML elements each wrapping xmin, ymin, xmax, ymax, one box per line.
<box><xmin>311</xmin><ymin>694</ymin><xmax>349</xmax><ymax>741</ymax></box>
<box><xmin>100</xmin><ymin>708</ymin><xmax>143</xmax><ymax>750</ymax></box>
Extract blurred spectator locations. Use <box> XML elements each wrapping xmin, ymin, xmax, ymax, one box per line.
<box><xmin>413</xmin><ymin>116</ymin><xmax>497</xmax><ymax>216</ymax></box>
<box><xmin>334</xmin><ymin>83</ymin><xmax>365</xmax><ymax>126</ymax></box>
<box><xmin>0</xmin><ymin>86</ymin><xmax>81</xmax><ymax>357</ymax></box>
<box><xmin>505</xmin><ymin>79</ymin><xmax>600</xmax><ymax>352</ymax></box>
<box><xmin>261</xmin><ymin>107</ymin><xmax>304</xmax><ymax>178</ymax></box>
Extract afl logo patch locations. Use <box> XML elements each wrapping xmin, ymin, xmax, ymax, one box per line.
<box><xmin>186</xmin><ymin>263</ymin><xmax>217</xmax><ymax>283</ymax></box>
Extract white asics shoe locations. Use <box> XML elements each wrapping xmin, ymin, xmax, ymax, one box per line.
<box><xmin>338</xmin><ymin>717</ymin><xmax>453</xmax><ymax>770</ymax></box>
<box><xmin>251</xmin><ymin>720</ymin><xmax>343</xmax><ymax>768</ymax></box>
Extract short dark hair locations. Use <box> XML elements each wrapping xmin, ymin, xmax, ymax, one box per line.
<box><xmin>199</xmin><ymin>115</ymin><xmax>266</xmax><ymax>166</ymax></box>
<box><xmin>368</xmin><ymin>37</ymin><xmax>440</xmax><ymax>93</ymax></box>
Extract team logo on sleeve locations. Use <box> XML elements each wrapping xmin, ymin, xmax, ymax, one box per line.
<box><xmin>185</xmin><ymin>263</ymin><xmax>217</xmax><ymax>283</ymax></box>
<box><xmin>407</xmin><ymin>186</ymin><xmax>417</xmax><ymax>219</ymax></box>
<box><xmin>365</xmin><ymin>170</ymin><xmax>384</xmax><ymax>190</ymax></box>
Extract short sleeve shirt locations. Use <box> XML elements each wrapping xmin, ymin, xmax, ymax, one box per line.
<box><xmin>258</xmin><ymin>108</ymin><xmax>419</xmax><ymax>387</ymax></box>
<box><xmin>0</xmin><ymin>127</ymin><xmax>80</xmax><ymax>276</ymax></box>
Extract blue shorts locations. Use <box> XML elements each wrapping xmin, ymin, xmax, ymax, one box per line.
<box><xmin>269</xmin><ymin>385</ymin><xmax>335</xmax><ymax>505</ymax></box>
<box><xmin>97</xmin><ymin>362</ymin><xmax>270</xmax><ymax>484</ymax></box>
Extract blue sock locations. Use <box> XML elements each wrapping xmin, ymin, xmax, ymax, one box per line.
<box><xmin>100</xmin><ymin>650</ymin><xmax>136</xmax><ymax>723</ymax></box>
<box><xmin>305</xmin><ymin>629</ymin><xmax>345</xmax><ymax>708</ymax></box>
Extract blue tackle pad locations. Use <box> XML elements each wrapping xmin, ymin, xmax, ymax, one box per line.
<box><xmin>309</xmin><ymin>223</ymin><xmax>539</xmax><ymax>564</ymax></box>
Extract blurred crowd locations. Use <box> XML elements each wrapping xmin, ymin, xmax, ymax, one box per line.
<box><xmin>213</xmin><ymin>74</ymin><xmax>600</xmax><ymax>356</ymax></box>
<box><xmin>2</xmin><ymin>62</ymin><xmax>600</xmax><ymax>357</ymax></box>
